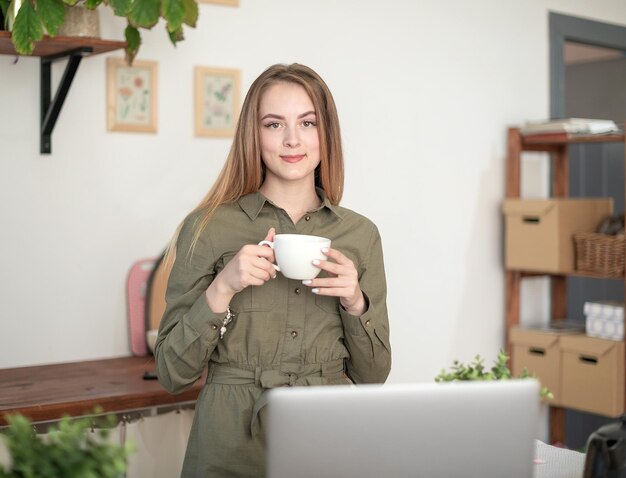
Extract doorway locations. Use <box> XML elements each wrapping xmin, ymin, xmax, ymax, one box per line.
<box><xmin>550</xmin><ymin>11</ymin><xmax>626</xmax><ymax>450</ymax></box>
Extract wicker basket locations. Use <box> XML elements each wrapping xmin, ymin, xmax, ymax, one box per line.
<box><xmin>574</xmin><ymin>232</ymin><xmax>625</xmax><ymax>276</ymax></box>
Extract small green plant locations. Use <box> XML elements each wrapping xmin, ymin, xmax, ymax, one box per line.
<box><xmin>0</xmin><ymin>408</ymin><xmax>133</xmax><ymax>478</ymax></box>
<box><xmin>435</xmin><ymin>349</ymin><xmax>554</xmax><ymax>400</ymax></box>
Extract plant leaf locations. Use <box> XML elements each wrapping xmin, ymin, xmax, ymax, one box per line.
<box><xmin>35</xmin><ymin>0</ymin><xmax>65</xmax><ymax>37</ymax></box>
<box><xmin>167</xmin><ymin>24</ymin><xmax>182</xmax><ymax>44</ymax></box>
<box><xmin>124</xmin><ymin>23</ymin><xmax>140</xmax><ymax>64</ymax></box>
<box><xmin>181</xmin><ymin>0</ymin><xmax>196</xmax><ymax>27</ymax></box>
<box><xmin>84</xmin><ymin>0</ymin><xmax>103</xmax><ymax>9</ymax></box>
<box><xmin>0</xmin><ymin>0</ymin><xmax>10</xmax><ymax>19</ymax></box>
<box><xmin>128</xmin><ymin>0</ymin><xmax>160</xmax><ymax>28</ymax></box>
<box><xmin>107</xmin><ymin>0</ymin><xmax>129</xmax><ymax>16</ymax></box>
<box><xmin>161</xmin><ymin>0</ymin><xmax>183</xmax><ymax>32</ymax></box>
<box><xmin>11</xmin><ymin>0</ymin><xmax>43</xmax><ymax>55</ymax></box>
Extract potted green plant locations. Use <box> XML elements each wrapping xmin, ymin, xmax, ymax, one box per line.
<box><xmin>0</xmin><ymin>0</ymin><xmax>198</xmax><ymax>62</ymax></box>
<box><xmin>0</xmin><ymin>410</ymin><xmax>133</xmax><ymax>478</ymax></box>
<box><xmin>435</xmin><ymin>349</ymin><xmax>554</xmax><ymax>400</ymax></box>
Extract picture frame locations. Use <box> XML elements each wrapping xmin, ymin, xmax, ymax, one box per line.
<box><xmin>194</xmin><ymin>66</ymin><xmax>241</xmax><ymax>138</ymax></box>
<box><xmin>106</xmin><ymin>58</ymin><xmax>158</xmax><ymax>133</ymax></box>
<box><xmin>198</xmin><ymin>0</ymin><xmax>239</xmax><ymax>6</ymax></box>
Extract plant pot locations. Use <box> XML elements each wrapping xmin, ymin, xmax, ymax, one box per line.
<box><xmin>57</xmin><ymin>5</ymin><xmax>100</xmax><ymax>38</ymax></box>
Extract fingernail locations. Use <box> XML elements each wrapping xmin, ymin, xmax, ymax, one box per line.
<box><xmin>321</xmin><ymin>247</ymin><xmax>329</xmax><ymax>253</ymax></box>
<box><xmin>272</xmin><ymin>274</ymin><xmax>277</xmax><ymax>280</ymax></box>
<box><xmin>312</xmin><ymin>259</ymin><xmax>320</xmax><ymax>266</ymax></box>
<box><xmin>302</xmin><ymin>280</ymin><xmax>312</xmax><ymax>285</ymax></box>
<box><xmin>312</xmin><ymin>288</ymin><xmax>319</xmax><ymax>294</ymax></box>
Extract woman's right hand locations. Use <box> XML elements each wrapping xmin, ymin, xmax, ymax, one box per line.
<box><xmin>205</xmin><ymin>228</ymin><xmax>277</xmax><ymax>313</ymax></box>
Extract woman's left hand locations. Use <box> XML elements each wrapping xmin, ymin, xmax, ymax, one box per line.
<box><xmin>303</xmin><ymin>247</ymin><xmax>366</xmax><ymax>316</ymax></box>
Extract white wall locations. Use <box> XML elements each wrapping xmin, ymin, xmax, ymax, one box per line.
<box><xmin>1</xmin><ymin>1</ymin><xmax>625</xmax><ymax>385</ymax></box>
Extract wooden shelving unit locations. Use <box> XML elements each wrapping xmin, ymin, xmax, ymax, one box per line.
<box><xmin>505</xmin><ymin>127</ymin><xmax>626</xmax><ymax>444</ymax></box>
<box><xmin>0</xmin><ymin>31</ymin><xmax>126</xmax><ymax>154</ymax></box>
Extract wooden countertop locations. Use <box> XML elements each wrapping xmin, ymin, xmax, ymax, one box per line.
<box><xmin>0</xmin><ymin>356</ymin><xmax>203</xmax><ymax>425</ymax></box>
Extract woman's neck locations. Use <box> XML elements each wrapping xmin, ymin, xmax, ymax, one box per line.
<box><xmin>259</xmin><ymin>181</ymin><xmax>321</xmax><ymax>224</ymax></box>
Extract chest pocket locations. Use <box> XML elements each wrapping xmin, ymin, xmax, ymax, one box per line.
<box><xmin>218</xmin><ymin>252</ymin><xmax>277</xmax><ymax>312</ymax></box>
<box><xmin>314</xmin><ymin>270</ymin><xmax>340</xmax><ymax>315</ymax></box>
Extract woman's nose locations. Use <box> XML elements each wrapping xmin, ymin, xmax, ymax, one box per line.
<box><xmin>283</xmin><ymin>126</ymin><xmax>300</xmax><ymax>148</ymax></box>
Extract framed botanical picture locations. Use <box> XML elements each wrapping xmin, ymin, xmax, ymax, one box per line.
<box><xmin>106</xmin><ymin>58</ymin><xmax>158</xmax><ymax>133</ymax></box>
<box><xmin>198</xmin><ymin>0</ymin><xmax>239</xmax><ymax>5</ymax></box>
<box><xmin>194</xmin><ymin>66</ymin><xmax>241</xmax><ymax>138</ymax></box>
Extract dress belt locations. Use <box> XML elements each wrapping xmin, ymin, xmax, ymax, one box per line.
<box><xmin>206</xmin><ymin>359</ymin><xmax>345</xmax><ymax>435</ymax></box>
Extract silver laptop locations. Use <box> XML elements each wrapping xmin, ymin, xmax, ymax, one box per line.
<box><xmin>266</xmin><ymin>379</ymin><xmax>539</xmax><ymax>478</ymax></box>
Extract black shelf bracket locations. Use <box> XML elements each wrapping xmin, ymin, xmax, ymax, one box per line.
<box><xmin>40</xmin><ymin>46</ymin><xmax>93</xmax><ymax>154</ymax></box>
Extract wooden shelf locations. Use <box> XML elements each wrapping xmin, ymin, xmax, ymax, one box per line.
<box><xmin>512</xmin><ymin>269</ymin><xmax>626</xmax><ymax>280</ymax></box>
<box><xmin>0</xmin><ymin>31</ymin><xmax>126</xmax><ymax>58</ymax></box>
<box><xmin>505</xmin><ymin>126</ymin><xmax>626</xmax><ymax>444</ymax></box>
<box><xmin>0</xmin><ymin>356</ymin><xmax>203</xmax><ymax>426</ymax></box>
<box><xmin>0</xmin><ymin>31</ymin><xmax>126</xmax><ymax>154</ymax></box>
<box><xmin>522</xmin><ymin>133</ymin><xmax>625</xmax><ymax>146</ymax></box>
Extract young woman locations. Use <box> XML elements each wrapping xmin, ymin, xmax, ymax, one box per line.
<box><xmin>155</xmin><ymin>63</ymin><xmax>391</xmax><ymax>477</ymax></box>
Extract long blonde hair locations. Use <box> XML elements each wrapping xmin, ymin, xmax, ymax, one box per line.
<box><xmin>165</xmin><ymin>63</ymin><xmax>344</xmax><ymax>266</ymax></box>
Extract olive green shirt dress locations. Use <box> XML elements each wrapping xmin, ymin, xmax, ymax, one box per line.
<box><xmin>155</xmin><ymin>189</ymin><xmax>391</xmax><ymax>477</ymax></box>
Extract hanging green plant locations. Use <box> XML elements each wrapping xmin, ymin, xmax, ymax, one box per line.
<box><xmin>0</xmin><ymin>0</ymin><xmax>198</xmax><ymax>63</ymax></box>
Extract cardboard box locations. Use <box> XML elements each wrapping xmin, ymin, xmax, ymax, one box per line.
<box><xmin>510</xmin><ymin>327</ymin><xmax>566</xmax><ymax>404</ymax></box>
<box><xmin>560</xmin><ymin>335</ymin><xmax>624</xmax><ymax>416</ymax></box>
<box><xmin>584</xmin><ymin>301</ymin><xmax>625</xmax><ymax>341</ymax></box>
<box><xmin>503</xmin><ymin>198</ymin><xmax>613</xmax><ymax>273</ymax></box>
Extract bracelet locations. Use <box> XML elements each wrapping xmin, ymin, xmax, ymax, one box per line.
<box><xmin>219</xmin><ymin>307</ymin><xmax>235</xmax><ymax>339</ymax></box>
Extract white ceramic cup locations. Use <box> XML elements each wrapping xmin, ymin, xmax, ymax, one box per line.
<box><xmin>259</xmin><ymin>234</ymin><xmax>331</xmax><ymax>280</ymax></box>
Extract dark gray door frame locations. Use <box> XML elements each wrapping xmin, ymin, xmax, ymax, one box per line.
<box><xmin>550</xmin><ymin>12</ymin><xmax>626</xmax><ymax>118</ymax></box>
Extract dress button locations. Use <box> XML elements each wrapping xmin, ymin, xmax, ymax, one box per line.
<box><xmin>365</xmin><ymin>320</ymin><xmax>371</xmax><ymax>327</ymax></box>
<box><xmin>291</xmin><ymin>331</ymin><xmax>298</xmax><ymax>338</ymax></box>
<box><xmin>305</xmin><ymin>215</ymin><xmax>311</xmax><ymax>221</ymax></box>
<box><xmin>295</xmin><ymin>287</ymin><xmax>301</xmax><ymax>294</ymax></box>
<box><xmin>211</xmin><ymin>324</ymin><xmax>218</xmax><ymax>330</ymax></box>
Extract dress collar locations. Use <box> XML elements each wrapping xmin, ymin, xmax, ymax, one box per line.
<box><xmin>237</xmin><ymin>187</ymin><xmax>343</xmax><ymax>221</ymax></box>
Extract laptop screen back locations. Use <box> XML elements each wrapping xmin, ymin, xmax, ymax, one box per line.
<box><xmin>266</xmin><ymin>379</ymin><xmax>539</xmax><ymax>478</ymax></box>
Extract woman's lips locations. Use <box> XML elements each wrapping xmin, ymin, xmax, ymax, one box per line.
<box><xmin>281</xmin><ymin>154</ymin><xmax>305</xmax><ymax>163</ymax></box>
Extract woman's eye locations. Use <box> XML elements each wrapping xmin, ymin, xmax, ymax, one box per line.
<box><xmin>302</xmin><ymin>120</ymin><xmax>317</xmax><ymax>127</ymax></box>
<box><xmin>265</xmin><ymin>122</ymin><xmax>280</xmax><ymax>129</ymax></box>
